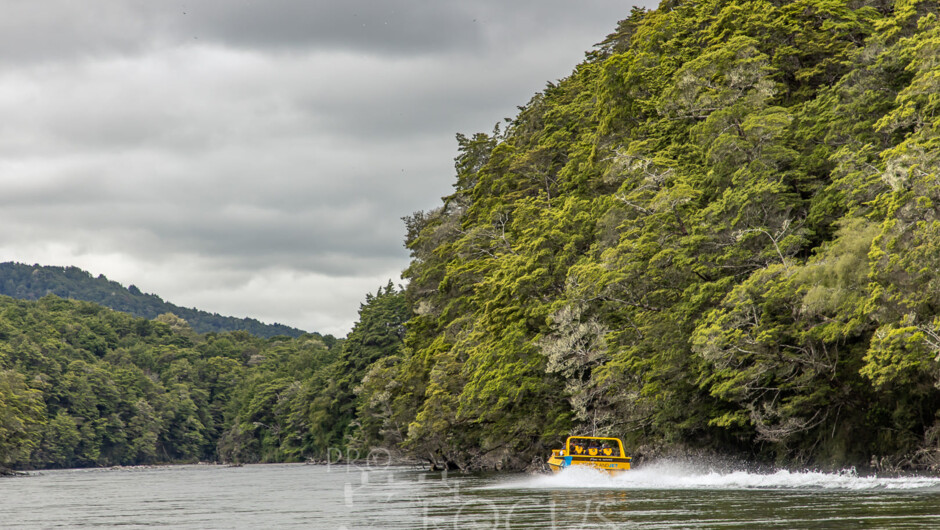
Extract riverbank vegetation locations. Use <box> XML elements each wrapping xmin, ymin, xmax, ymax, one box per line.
<box><xmin>4</xmin><ymin>0</ymin><xmax>940</xmax><ymax>473</ymax></box>
<box><xmin>358</xmin><ymin>0</ymin><xmax>940</xmax><ymax>472</ymax></box>
<box><xmin>0</xmin><ymin>284</ymin><xmax>405</xmax><ymax>470</ymax></box>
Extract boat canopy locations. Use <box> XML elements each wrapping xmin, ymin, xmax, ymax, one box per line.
<box><xmin>565</xmin><ymin>436</ymin><xmax>625</xmax><ymax>458</ymax></box>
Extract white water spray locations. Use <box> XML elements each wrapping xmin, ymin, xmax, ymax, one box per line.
<box><xmin>492</xmin><ymin>460</ymin><xmax>940</xmax><ymax>491</ymax></box>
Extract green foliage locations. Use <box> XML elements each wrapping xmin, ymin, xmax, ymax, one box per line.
<box><xmin>370</xmin><ymin>0</ymin><xmax>940</xmax><ymax>471</ymax></box>
<box><xmin>0</xmin><ymin>294</ymin><xmax>354</xmax><ymax>469</ymax></box>
<box><xmin>0</xmin><ymin>369</ymin><xmax>45</xmax><ymax>467</ymax></box>
<box><xmin>0</xmin><ymin>262</ymin><xmax>307</xmax><ymax>338</ymax></box>
<box><xmin>216</xmin><ymin>283</ymin><xmax>409</xmax><ymax>464</ymax></box>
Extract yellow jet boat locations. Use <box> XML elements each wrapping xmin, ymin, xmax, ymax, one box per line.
<box><xmin>547</xmin><ymin>436</ymin><xmax>631</xmax><ymax>475</ymax></box>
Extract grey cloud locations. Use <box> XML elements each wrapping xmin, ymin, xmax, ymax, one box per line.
<box><xmin>0</xmin><ymin>1</ymin><xmax>152</xmax><ymax>64</ymax></box>
<box><xmin>0</xmin><ymin>0</ymin><xmax>483</xmax><ymax>64</ymax></box>
<box><xmin>0</xmin><ymin>207</ymin><xmax>405</xmax><ymax>279</ymax></box>
<box><xmin>176</xmin><ymin>0</ymin><xmax>484</xmax><ymax>55</ymax></box>
<box><xmin>181</xmin><ymin>0</ymin><xmax>646</xmax><ymax>56</ymax></box>
<box><xmin>0</xmin><ymin>0</ymin><xmax>658</xmax><ymax>334</ymax></box>
<box><xmin>1</xmin><ymin>1</ymin><xmax>639</xmax><ymax>65</ymax></box>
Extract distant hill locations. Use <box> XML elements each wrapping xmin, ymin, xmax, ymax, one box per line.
<box><xmin>0</xmin><ymin>262</ymin><xmax>308</xmax><ymax>338</ymax></box>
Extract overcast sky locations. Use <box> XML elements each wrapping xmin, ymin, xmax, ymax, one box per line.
<box><xmin>0</xmin><ymin>0</ymin><xmax>656</xmax><ymax>337</ymax></box>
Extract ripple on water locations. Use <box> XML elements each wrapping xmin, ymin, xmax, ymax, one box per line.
<box><xmin>4</xmin><ymin>463</ymin><xmax>940</xmax><ymax>529</ymax></box>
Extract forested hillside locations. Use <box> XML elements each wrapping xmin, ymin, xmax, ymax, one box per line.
<box><xmin>0</xmin><ymin>263</ymin><xmax>306</xmax><ymax>338</ymax></box>
<box><xmin>5</xmin><ymin>0</ymin><xmax>940</xmax><ymax>475</ymax></box>
<box><xmin>352</xmin><ymin>0</ymin><xmax>940</xmax><ymax>471</ymax></box>
<box><xmin>0</xmin><ymin>284</ymin><xmax>406</xmax><ymax>472</ymax></box>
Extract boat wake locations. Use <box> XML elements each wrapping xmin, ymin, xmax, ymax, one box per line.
<box><xmin>491</xmin><ymin>461</ymin><xmax>940</xmax><ymax>491</ymax></box>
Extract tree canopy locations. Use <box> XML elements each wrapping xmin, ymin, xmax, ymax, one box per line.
<box><xmin>0</xmin><ymin>262</ymin><xmax>307</xmax><ymax>338</ymax></box>
<box><xmin>355</xmin><ymin>0</ymin><xmax>940</xmax><ymax>472</ymax></box>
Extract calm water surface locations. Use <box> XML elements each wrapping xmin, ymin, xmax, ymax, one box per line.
<box><xmin>3</xmin><ymin>461</ymin><xmax>940</xmax><ymax>528</ymax></box>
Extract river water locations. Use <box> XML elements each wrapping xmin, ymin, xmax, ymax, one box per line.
<box><xmin>2</xmin><ymin>461</ymin><xmax>940</xmax><ymax>528</ymax></box>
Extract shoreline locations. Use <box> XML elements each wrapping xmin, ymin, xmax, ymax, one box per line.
<box><xmin>5</xmin><ymin>458</ymin><xmax>940</xmax><ymax>479</ymax></box>
<box><xmin>2</xmin><ymin>458</ymin><xmax>431</xmax><ymax>476</ymax></box>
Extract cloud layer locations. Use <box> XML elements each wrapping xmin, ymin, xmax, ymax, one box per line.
<box><xmin>0</xmin><ymin>1</ymin><xmax>655</xmax><ymax>336</ymax></box>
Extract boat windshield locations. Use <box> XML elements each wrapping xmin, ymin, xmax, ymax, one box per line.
<box><xmin>567</xmin><ymin>437</ymin><xmax>620</xmax><ymax>457</ymax></box>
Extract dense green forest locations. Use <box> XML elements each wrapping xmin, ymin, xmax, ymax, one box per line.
<box><xmin>352</xmin><ymin>0</ymin><xmax>940</xmax><ymax>472</ymax></box>
<box><xmin>5</xmin><ymin>0</ymin><xmax>940</xmax><ymax>474</ymax></box>
<box><xmin>0</xmin><ymin>262</ymin><xmax>306</xmax><ymax>338</ymax></box>
<box><xmin>0</xmin><ymin>284</ymin><xmax>405</xmax><ymax>472</ymax></box>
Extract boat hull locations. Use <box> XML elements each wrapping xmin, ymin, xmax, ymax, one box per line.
<box><xmin>547</xmin><ymin>436</ymin><xmax>631</xmax><ymax>476</ymax></box>
<box><xmin>547</xmin><ymin>454</ymin><xmax>631</xmax><ymax>475</ymax></box>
